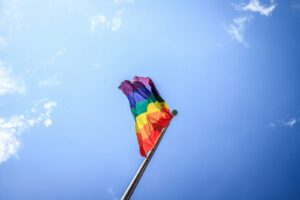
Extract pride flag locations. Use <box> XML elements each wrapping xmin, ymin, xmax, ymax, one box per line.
<box><xmin>119</xmin><ymin>76</ymin><xmax>173</xmax><ymax>157</ymax></box>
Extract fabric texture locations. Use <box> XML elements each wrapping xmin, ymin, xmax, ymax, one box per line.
<box><xmin>119</xmin><ymin>76</ymin><xmax>173</xmax><ymax>157</ymax></box>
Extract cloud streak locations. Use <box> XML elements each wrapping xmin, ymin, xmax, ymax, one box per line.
<box><xmin>226</xmin><ymin>0</ymin><xmax>276</xmax><ymax>46</ymax></box>
<box><xmin>0</xmin><ymin>62</ymin><xmax>25</xmax><ymax>95</ymax></box>
<box><xmin>225</xmin><ymin>16</ymin><xmax>252</xmax><ymax>47</ymax></box>
<box><xmin>267</xmin><ymin>113</ymin><xmax>300</xmax><ymax>129</ymax></box>
<box><xmin>90</xmin><ymin>14</ymin><xmax>107</xmax><ymax>33</ymax></box>
<box><xmin>38</xmin><ymin>76</ymin><xmax>61</xmax><ymax>88</ymax></box>
<box><xmin>234</xmin><ymin>0</ymin><xmax>276</xmax><ymax>16</ymax></box>
<box><xmin>0</xmin><ymin>100</ymin><xmax>57</xmax><ymax>164</ymax></box>
<box><xmin>90</xmin><ymin>9</ymin><xmax>125</xmax><ymax>32</ymax></box>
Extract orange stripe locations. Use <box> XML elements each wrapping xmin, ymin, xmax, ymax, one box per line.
<box><xmin>135</xmin><ymin>108</ymin><xmax>172</xmax><ymax>156</ymax></box>
<box><xmin>135</xmin><ymin>103</ymin><xmax>170</xmax><ymax>128</ymax></box>
<box><xmin>135</xmin><ymin>109</ymin><xmax>172</xmax><ymax>140</ymax></box>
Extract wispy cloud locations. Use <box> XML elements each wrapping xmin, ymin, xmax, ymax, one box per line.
<box><xmin>90</xmin><ymin>14</ymin><xmax>108</xmax><ymax>33</ymax></box>
<box><xmin>0</xmin><ymin>61</ymin><xmax>57</xmax><ymax>163</ymax></box>
<box><xmin>290</xmin><ymin>2</ymin><xmax>300</xmax><ymax>10</ymax></box>
<box><xmin>38</xmin><ymin>100</ymin><xmax>57</xmax><ymax>127</ymax></box>
<box><xmin>38</xmin><ymin>76</ymin><xmax>61</xmax><ymax>88</ymax></box>
<box><xmin>0</xmin><ymin>99</ymin><xmax>57</xmax><ymax>164</ymax></box>
<box><xmin>56</xmin><ymin>48</ymin><xmax>67</xmax><ymax>56</ymax></box>
<box><xmin>90</xmin><ymin>9</ymin><xmax>125</xmax><ymax>33</ymax></box>
<box><xmin>111</xmin><ymin>10</ymin><xmax>124</xmax><ymax>31</ymax></box>
<box><xmin>0</xmin><ymin>37</ymin><xmax>8</xmax><ymax>47</ymax></box>
<box><xmin>47</xmin><ymin>48</ymin><xmax>67</xmax><ymax>65</ymax></box>
<box><xmin>267</xmin><ymin>113</ymin><xmax>300</xmax><ymax>129</ymax></box>
<box><xmin>285</xmin><ymin>118</ymin><xmax>297</xmax><ymax>128</ymax></box>
<box><xmin>234</xmin><ymin>0</ymin><xmax>276</xmax><ymax>16</ymax></box>
<box><xmin>225</xmin><ymin>16</ymin><xmax>252</xmax><ymax>47</ymax></box>
<box><xmin>0</xmin><ymin>62</ymin><xmax>25</xmax><ymax>96</ymax></box>
<box><xmin>226</xmin><ymin>0</ymin><xmax>276</xmax><ymax>46</ymax></box>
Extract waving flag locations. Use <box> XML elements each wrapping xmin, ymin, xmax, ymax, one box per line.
<box><xmin>119</xmin><ymin>76</ymin><xmax>173</xmax><ymax>157</ymax></box>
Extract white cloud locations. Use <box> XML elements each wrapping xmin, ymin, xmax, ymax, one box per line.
<box><xmin>111</xmin><ymin>10</ymin><xmax>124</xmax><ymax>31</ymax></box>
<box><xmin>0</xmin><ymin>37</ymin><xmax>8</xmax><ymax>47</ymax></box>
<box><xmin>44</xmin><ymin>118</ymin><xmax>52</xmax><ymax>127</ymax></box>
<box><xmin>284</xmin><ymin>118</ymin><xmax>297</xmax><ymax>128</ymax></box>
<box><xmin>90</xmin><ymin>14</ymin><xmax>107</xmax><ymax>33</ymax></box>
<box><xmin>90</xmin><ymin>9</ymin><xmax>125</xmax><ymax>32</ymax></box>
<box><xmin>114</xmin><ymin>0</ymin><xmax>134</xmax><ymax>4</ymax></box>
<box><xmin>225</xmin><ymin>16</ymin><xmax>252</xmax><ymax>47</ymax></box>
<box><xmin>38</xmin><ymin>76</ymin><xmax>61</xmax><ymax>88</ymax></box>
<box><xmin>226</xmin><ymin>0</ymin><xmax>276</xmax><ymax>46</ymax></box>
<box><xmin>0</xmin><ymin>62</ymin><xmax>25</xmax><ymax>96</ymax></box>
<box><xmin>267</xmin><ymin>116</ymin><xmax>300</xmax><ymax>129</ymax></box>
<box><xmin>41</xmin><ymin>100</ymin><xmax>56</xmax><ymax>127</ymax></box>
<box><xmin>0</xmin><ymin>100</ymin><xmax>57</xmax><ymax>164</ymax></box>
<box><xmin>0</xmin><ymin>117</ymin><xmax>22</xmax><ymax>163</ymax></box>
<box><xmin>234</xmin><ymin>0</ymin><xmax>276</xmax><ymax>16</ymax></box>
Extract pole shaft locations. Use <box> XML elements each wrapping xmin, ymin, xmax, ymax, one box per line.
<box><xmin>121</xmin><ymin>112</ymin><xmax>176</xmax><ymax>200</ymax></box>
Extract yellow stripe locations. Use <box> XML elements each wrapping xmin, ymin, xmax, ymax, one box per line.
<box><xmin>135</xmin><ymin>101</ymin><xmax>169</xmax><ymax>129</ymax></box>
<box><xmin>135</xmin><ymin>123</ymin><xmax>149</xmax><ymax>140</ymax></box>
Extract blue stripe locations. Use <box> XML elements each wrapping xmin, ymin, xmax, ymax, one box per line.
<box><xmin>126</xmin><ymin>85</ymin><xmax>153</xmax><ymax>108</ymax></box>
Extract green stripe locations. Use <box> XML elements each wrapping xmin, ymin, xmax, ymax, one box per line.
<box><xmin>131</xmin><ymin>94</ymin><xmax>159</xmax><ymax>117</ymax></box>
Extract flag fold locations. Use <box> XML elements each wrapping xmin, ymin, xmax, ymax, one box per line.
<box><xmin>119</xmin><ymin>76</ymin><xmax>173</xmax><ymax>157</ymax></box>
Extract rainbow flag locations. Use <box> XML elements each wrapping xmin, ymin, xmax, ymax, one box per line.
<box><xmin>119</xmin><ymin>76</ymin><xmax>173</xmax><ymax>157</ymax></box>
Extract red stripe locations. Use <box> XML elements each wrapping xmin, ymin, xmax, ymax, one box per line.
<box><xmin>135</xmin><ymin>108</ymin><xmax>172</xmax><ymax>156</ymax></box>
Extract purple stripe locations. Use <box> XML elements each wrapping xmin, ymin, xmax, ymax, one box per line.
<box><xmin>127</xmin><ymin>86</ymin><xmax>153</xmax><ymax>108</ymax></box>
<box><xmin>133</xmin><ymin>76</ymin><xmax>151</xmax><ymax>90</ymax></box>
<box><xmin>119</xmin><ymin>79</ymin><xmax>152</xmax><ymax>96</ymax></box>
<box><xmin>119</xmin><ymin>79</ymin><xmax>154</xmax><ymax>108</ymax></box>
<box><xmin>127</xmin><ymin>93</ymin><xmax>147</xmax><ymax>108</ymax></box>
<box><xmin>119</xmin><ymin>80</ymin><xmax>134</xmax><ymax>96</ymax></box>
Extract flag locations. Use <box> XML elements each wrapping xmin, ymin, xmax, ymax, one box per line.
<box><xmin>119</xmin><ymin>76</ymin><xmax>173</xmax><ymax>157</ymax></box>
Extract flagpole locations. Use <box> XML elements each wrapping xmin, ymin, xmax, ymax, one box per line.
<box><xmin>121</xmin><ymin>109</ymin><xmax>177</xmax><ymax>200</ymax></box>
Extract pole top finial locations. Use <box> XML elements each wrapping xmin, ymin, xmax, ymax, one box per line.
<box><xmin>171</xmin><ymin>109</ymin><xmax>178</xmax><ymax>116</ymax></box>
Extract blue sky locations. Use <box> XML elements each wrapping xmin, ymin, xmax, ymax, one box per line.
<box><xmin>0</xmin><ymin>0</ymin><xmax>300</xmax><ymax>199</ymax></box>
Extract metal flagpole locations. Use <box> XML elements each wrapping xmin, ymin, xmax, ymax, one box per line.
<box><xmin>121</xmin><ymin>110</ymin><xmax>178</xmax><ymax>200</ymax></box>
